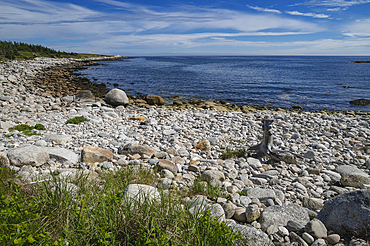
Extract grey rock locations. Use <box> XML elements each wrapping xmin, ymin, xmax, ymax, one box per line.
<box><xmin>246</xmin><ymin>187</ymin><xmax>276</xmax><ymax>201</ymax></box>
<box><xmin>311</xmin><ymin>239</ymin><xmax>327</xmax><ymax>246</ymax></box>
<box><xmin>201</xmin><ymin>170</ymin><xmax>225</xmax><ymax>182</ymax></box>
<box><xmin>43</xmin><ymin>147</ymin><xmax>79</xmax><ymax>164</ymax></box>
<box><xmin>335</xmin><ymin>165</ymin><xmax>368</xmax><ymax>177</ymax></box>
<box><xmin>157</xmin><ymin>159</ymin><xmax>178</xmax><ymax>174</ymax></box>
<box><xmin>0</xmin><ymin>120</ymin><xmax>16</xmax><ymax>130</ymax></box>
<box><xmin>326</xmin><ymin>234</ymin><xmax>341</xmax><ymax>245</ymax></box>
<box><xmin>246</xmin><ymin>204</ymin><xmax>261</xmax><ymax>222</ymax></box>
<box><xmin>317</xmin><ymin>190</ymin><xmax>370</xmax><ymax>240</ymax></box>
<box><xmin>35</xmin><ymin>140</ymin><xmax>47</xmax><ymax>147</ymax></box>
<box><xmin>0</xmin><ymin>152</ymin><xmax>10</xmax><ymax>167</ymax></box>
<box><xmin>349</xmin><ymin>238</ymin><xmax>369</xmax><ymax>246</ymax></box>
<box><xmin>104</xmin><ymin>89</ymin><xmax>129</xmax><ymax>106</ymax></box>
<box><xmin>222</xmin><ymin>202</ymin><xmax>237</xmax><ymax>219</ymax></box>
<box><xmin>74</xmin><ymin>90</ymin><xmax>95</xmax><ymax>102</ymax></box>
<box><xmin>233</xmin><ymin>207</ymin><xmax>247</xmax><ymax>223</ymax></box>
<box><xmin>205</xmin><ymin>203</ymin><xmax>225</xmax><ymax>222</ymax></box>
<box><xmin>240</xmin><ymin>196</ymin><xmax>252</xmax><ymax>207</ymax></box>
<box><xmin>8</xmin><ymin>146</ymin><xmax>49</xmax><ymax>167</ymax></box>
<box><xmin>163</xmin><ymin>129</ymin><xmax>177</xmax><ymax>136</ymax></box>
<box><xmin>44</xmin><ymin>134</ymin><xmax>71</xmax><ymax>145</ymax></box>
<box><xmin>302</xmin><ymin>232</ymin><xmax>315</xmax><ymax>244</ymax></box>
<box><xmin>286</xmin><ymin>220</ymin><xmax>307</xmax><ymax>233</ymax></box>
<box><xmin>304</xmin><ymin>150</ymin><xmax>316</xmax><ymax>159</ymax></box>
<box><xmin>302</xmin><ymin>197</ymin><xmax>324</xmax><ymax>211</ymax></box>
<box><xmin>230</xmin><ymin>224</ymin><xmax>273</xmax><ymax>246</ymax></box>
<box><xmin>118</xmin><ymin>143</ymin><xmax>156</xmax><ymax>157</ymax></box>
<box><xmin>122</xmin><ymin>184</ymin><xmax>160</xmax><ymax>205</ymax></box>
<box><xmin>305</xmin><ymin>219</ymin><xmax>327</xmax><ymax>239</ymax></box>
<box><xmin>290</xmin><ymin>231</ymin><xmax>309</xmax><ymax>246</ymax></box>
<box><xmin>260</xmin><ymin>204</ymin><xmax>310</xmax><ymax>231</ymax></box>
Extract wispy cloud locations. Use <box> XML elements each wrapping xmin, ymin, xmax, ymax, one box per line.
<box><xmin>342</xmin><ymin>18</ymin><xmax>370</xmax><ymax>36</ymax></box>
<box><xmin>246</xmin><ymin>5</ymin><xmax>282</xmax><ymax>14</ymax></box>
<box><xmin>296</xmin><ymin>0</ymin><xmax>370</xmax><ymax>7</ymax></box>
<box><xmin>286</xmin><ymin>11</ymin><xmax>331</xmax><ymax>18</ymax></box>
<box><xmin>327</xmin><ymin>7</ymin><xmax>342</xmax><ymax>11</ymax></box>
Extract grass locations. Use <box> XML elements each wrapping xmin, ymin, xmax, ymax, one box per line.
<box><xmin>66</xmin><ymin>117</ymin><xmax>89</xmax><ymax>124</ymax></box>
<box><xmin>0</xmin><ymin>166</ymin><xmax>244</xmax><ymax>245</ymax></box>
<box><xmin>8</xmin><ymin>124</ymin><xmax>46</xmax><ymax>136</ymax></box>
<box><xmin>221</xmin><ymin>147</ymin><xmax>247</xmax><ymax>160</ymax></box>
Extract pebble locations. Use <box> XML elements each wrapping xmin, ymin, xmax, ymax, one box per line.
<box><xmin>1</xmin><ymin>57</ymin><xmax>370</xmax><ymax>246</ymax></box>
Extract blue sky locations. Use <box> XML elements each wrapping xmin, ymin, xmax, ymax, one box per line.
<box><xmin>1</xmin><ymin>0</ymin><xmax>370</xmax><ymax>55</ymax></box>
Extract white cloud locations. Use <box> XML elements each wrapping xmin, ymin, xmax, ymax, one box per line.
<box><xmin>246</xmin><ymin>5</ymin><xmax>282</xmax><ymax>14</ymax></box>
<box><xmin>297</xmin><ymin>0</ymin><xmax>370</xmax><ymax>7</ymax></box>
<box><xmin>342</xmin><ymin>18</ymin><xmax>370</xmax><ymax>36</ymax></box>
<box><xmin>286</xmin><ymin>11</ymin><xmax>330</xmax><ymax>18</ymax></box>
<box><xmin>327</xmin><ymin>7</ymin><xmax>342</xmax><ymax>11</ymax></box>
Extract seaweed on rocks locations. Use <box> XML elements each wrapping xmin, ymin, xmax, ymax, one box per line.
<box><xmin>32</xmin><ymin>60</ymin><xmax>109</xmax><ymax>99</ymax></box>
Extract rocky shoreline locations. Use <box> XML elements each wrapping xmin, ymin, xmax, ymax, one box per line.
<box><xmin>1</xmin><ymin>57</ymin><xmax>370</xmax><ymax>246</ymax></box>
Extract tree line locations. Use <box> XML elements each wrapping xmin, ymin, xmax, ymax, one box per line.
<box><xmin>0</xmin><ymin>41</ymin><xmax>78</xmax><ymax>60</ymax></box>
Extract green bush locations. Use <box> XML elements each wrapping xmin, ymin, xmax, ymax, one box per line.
<box><xmin>66</xmin><ymin>117</ymin><xmax>89</xmax><ymax>124</ymax></box>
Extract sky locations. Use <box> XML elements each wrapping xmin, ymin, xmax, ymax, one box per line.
<box><xmin>1</xmin><ymin>0</ymin><xmax>370</xmax><ymax>55</ymax></box>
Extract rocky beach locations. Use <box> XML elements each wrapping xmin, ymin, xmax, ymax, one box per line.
<box><xmin>1</xmin><ymin>57</ymin><xmax>370</xmax><ymax>246</ymax></box>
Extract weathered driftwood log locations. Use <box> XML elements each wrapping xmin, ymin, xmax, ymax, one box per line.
<box><xmin>248</xmin><ymin>119</ymin><xmax>302</xmax><ymax>162</ymax></box>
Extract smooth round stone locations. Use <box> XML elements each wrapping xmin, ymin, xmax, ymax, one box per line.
<box><xmin>148</xmin><ymin>158</ymin><xmax>159</xmax><ymax>165</ymax></box>
<box><xmin>302</xmin><ymin>232</ymin><xmax>315</xmax><ymax>244</ymax></box>
<box><xmin>35</xmin><ymin>140</ymin><xmax>47</xmax><ymax>147</ymax></box>
<box><xmin>326</xmin><ymin>234</ymin><xmax>340</xmax><ymax>245</ymax></box>
<box><xmin>266</xmin><ymin>198</ymin><xmax>275</xmax><ymax>207</ymax></box>
<box><xmin>294</xmin><ymin>183</ymin><xmax>307</xmax><ymax>193</ymax></box>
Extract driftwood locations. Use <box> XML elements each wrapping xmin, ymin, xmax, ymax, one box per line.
<box><xmin>248</xmin><ymin>118</ymin><xmax>303</xmax><ymax>162</ymax></box>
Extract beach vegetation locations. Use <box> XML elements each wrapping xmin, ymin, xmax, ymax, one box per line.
<box><xmin>8</xmin><ymin>124</ymin><xmax>46</xmax><ymax>136</ymax></box>
<box><xmin>221</xmin><ymin>147</ymin><xmax>247</xmax><ymax>160</ymax></box>
<box><xmin>66</xmin><ymin>116</ymin><xmax>89</xmax><ymax>124</ymax></box>
<box><xmin>0</xmin><ymin>166</ymin><xmax>244</xmax><ymax>245</ymax></box>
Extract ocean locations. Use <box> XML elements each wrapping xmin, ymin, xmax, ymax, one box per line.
<box><xmin>78</xmin><ymin>56</ymin><xmax>370</xmax><ymax>111</ymax></box>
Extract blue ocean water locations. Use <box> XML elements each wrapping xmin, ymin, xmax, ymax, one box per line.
<box><xmin>79</xmin><ymin>56</ymin><xmax>370</xmax><ymax>111</ymax></box>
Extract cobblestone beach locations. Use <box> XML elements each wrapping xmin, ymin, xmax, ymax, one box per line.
<box><xmin>1</xmin><ymin>57</ymin><xmax>370</xmax><ymax>246</ymax></box>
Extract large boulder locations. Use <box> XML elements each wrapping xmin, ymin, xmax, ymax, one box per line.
<box><xmin>7</xmin><ymin>146</ymin><xmax>49</xmax><ymax>167</ymax></box>
<box><xmin>144</xmin><ymin>94</ymin><xmax>165</xmax><ymax>105</ymax></box>
<box><xmin>335</xmin><ymin>165</ymin><xmax>370</xmax><ymax>189</ymax></box>
<box><xmin>43</xmin><ymin>147</ymin><xmax>79</xmax><ymax>164</ymax></box>
<box><xmin>104</xmin><ymin>89</ymin><xmax>129</xmax><ymax>106</ymax></box>
<box><xmin>81</xmin><ymin>146</ymin><xmax>114</xmax><ymax>163</ymax></box>
<box><xmin>118</xmin><ymin>143</ymin><xmax>156</xmax><ymax>158</ymax></box>
<box><xmin>316</xmin><ymin>190</ymin><xmax>370</xmax><ymax>240</ymax></box>
<box><xmin>259</xmin><ymin>204</ymin><xmax>310</xmax><ymax>231</ymax></box>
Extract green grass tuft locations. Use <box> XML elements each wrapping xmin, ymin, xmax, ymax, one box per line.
<box><xmin>221</xmin><ymin>147</ymin><xmax>247</xmax><ymax>160</ymax></box>
<box><xmin>8</xmin><ymin>124</ymin><xmax>46</xmax><ymax>136</ymax></box>
<box><xmin>66</xmin><ymin>117</ymin><xmax>89</xmax><ymax>124</ymax></box>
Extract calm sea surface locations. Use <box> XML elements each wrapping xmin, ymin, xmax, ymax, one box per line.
<box><xmin>78</xmin><ymin>56</ymin><xmax>370</xmax><ymax>111</ymax></box>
